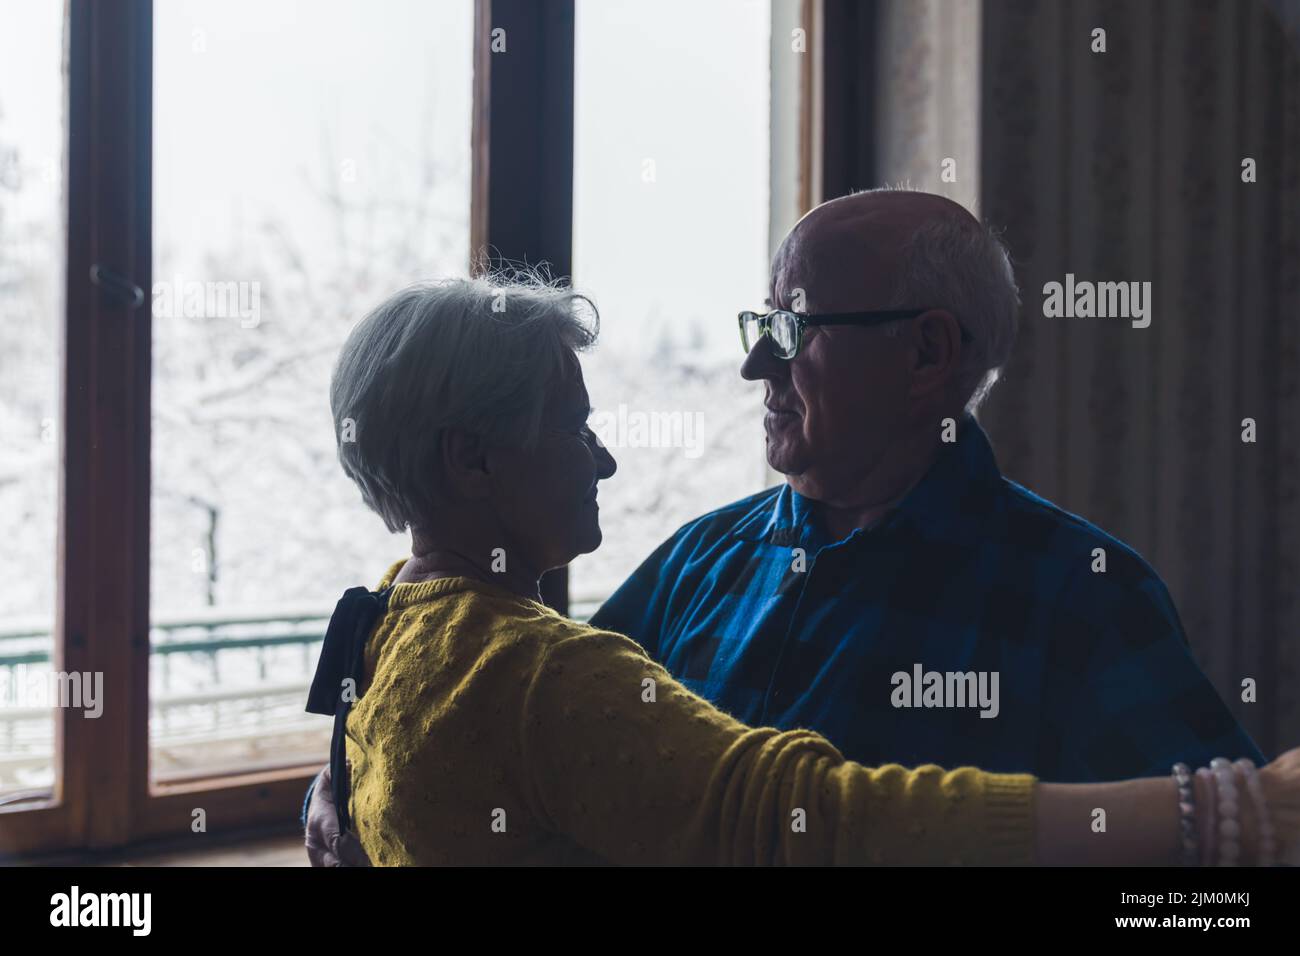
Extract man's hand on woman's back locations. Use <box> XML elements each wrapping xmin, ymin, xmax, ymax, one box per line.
<box><xmin>304</xmin><ymin>766</ymin><xmax>373</xmax><ymax>866</ymax></box>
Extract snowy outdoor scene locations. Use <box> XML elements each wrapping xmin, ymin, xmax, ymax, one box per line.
<box><xmin>0</xmin><ymin>0</ymin><xmax>772</xmax><ymax>795</ymax></box>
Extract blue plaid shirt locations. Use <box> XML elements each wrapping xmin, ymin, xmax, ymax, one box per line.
<box><xmin>591</xmin><ymin>415</ymin><xmax>1263</xmax><ymax>782</ymax></box>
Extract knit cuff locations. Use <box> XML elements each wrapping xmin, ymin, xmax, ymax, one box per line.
<box><xmin>981</xmin><ymin>773</ymin><xmax>1038</xmax><ymax>865</ymax></box>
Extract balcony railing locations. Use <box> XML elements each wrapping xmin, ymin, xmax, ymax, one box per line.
<box><xmin>0</xmin><ymin>596</ymin><xmax>602</xmax><ymax>794</ymax></box>
<box><xmin>0</xmin><ymin>605</ymin><xmax>334</xmax><ymax>794</ymax></box>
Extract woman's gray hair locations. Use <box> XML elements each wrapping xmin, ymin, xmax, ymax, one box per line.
<box><xmin>884</xmin><ymin>215</ymin><xmax>1022</xmax><ymax>413</ymax></box>
<box><xmin>330</xmin><ymin>271</ymin><xmax>598</xmax><ymax>533</ymax></box>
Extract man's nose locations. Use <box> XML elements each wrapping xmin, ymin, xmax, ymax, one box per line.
<box><xmin>740</xmin><ymin>337</ymin><xmax>785</xmax><ymax>381</ymax></box>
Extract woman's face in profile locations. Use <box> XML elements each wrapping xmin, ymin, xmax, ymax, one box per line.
<box><xmin>487</xmin><ymin>358</ymin><xmax>617</xmax><ymax>574</ymax></box>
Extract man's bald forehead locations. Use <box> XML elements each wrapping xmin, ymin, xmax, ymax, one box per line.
<box><xmin>770</xmin><ymin>190</ymin><xmax>982</xmax><ymax>308</ymax></box>
<box><xmin>793</xmin><ymin>189</ymin><xmax>980</xmax><ymax>249</ymax></box>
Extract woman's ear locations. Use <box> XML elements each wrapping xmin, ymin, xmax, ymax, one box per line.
<box><xmin>440</xmin><ymin>427</ymin><xmax>491</xmax><ymax>499</ymax></box>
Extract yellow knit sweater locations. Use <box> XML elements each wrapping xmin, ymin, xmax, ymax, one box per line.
<box><xmin>345</xmin><ymin>563</ymin><xmax>1038</xmax><ymax>865</ymax></box>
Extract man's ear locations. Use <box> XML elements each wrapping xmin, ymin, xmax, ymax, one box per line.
<box><xmin>440</xmin><ymin>427</ymin><xmax>491</xmax><ymax>499</ymax></box>
<box><xmin>908</xmin><ymin>309</ymin><xmax>962</xmax><ymax>397</ymax></box>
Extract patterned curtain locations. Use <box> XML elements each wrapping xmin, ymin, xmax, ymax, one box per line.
<box><xmin>978</xmin><ymin>0</ymin><xmax>1300</xmax><ymax>756</ymax></box>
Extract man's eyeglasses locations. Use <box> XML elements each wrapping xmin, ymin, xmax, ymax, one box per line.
<box><xmin>737</xmin><ymin>308</ymin><xmax>971</xmax><ymax>360</ymax></box>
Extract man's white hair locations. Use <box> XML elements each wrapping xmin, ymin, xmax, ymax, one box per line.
<box><xmin>329</xmin><ymin>270</ymin><xmax>598</xmax><ymax>533</ymax></box>
<box><xmin>882</xmin><ymin>210</ymin><xmax>1022</xmax><ymax>413</ymax></box>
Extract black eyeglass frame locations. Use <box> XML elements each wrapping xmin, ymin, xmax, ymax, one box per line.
<box><xmin>737</xmin><ymin>308</ymin><xmax>971</xmax><ymax>359</ymax></box>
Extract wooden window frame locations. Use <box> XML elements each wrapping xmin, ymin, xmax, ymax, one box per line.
<box><xmin>2</xmin><ymin>0</ymin><xmax>156</xmax><ymax>858</ymax></box>
<box><xmin>0</xmin><ymin>0</ymin><xmax>578</xmax><ymax>859</ymax></box>
<box><xmin>471</xmin><ymin>0</ymin><xmax>576</xmax><ymax>616</ymax></box>
<box><xmin>4</xmin><ymin>0</ymin><xmax>832</xmax><ymax>857</ymax></box>
<box><xmin>814</xmin><ymin>0</ymin><xmax>879</xmax><ymax>202</ymax></box>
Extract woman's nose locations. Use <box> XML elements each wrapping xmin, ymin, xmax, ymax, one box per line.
<box><xmin>594</xmin><ymin>438</ymin><xmax>617</xmax><ymax>479</ymax></box>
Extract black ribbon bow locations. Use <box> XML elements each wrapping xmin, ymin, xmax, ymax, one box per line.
<box><xmin>305</xmin><ymin>585</ymin><xmax>393</xmax><ymax>833</ymax></box>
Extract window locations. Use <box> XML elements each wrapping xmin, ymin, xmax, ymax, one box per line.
<box><xmin>150</xmin><ymin>0</ymin><xmax>474</xmax><ymax>781</ymax></box>
<box><xmin>0</xmin><ymin>0</ymin><xmax>814</xmax><ymax>853</ymax></box>
<box><xmin>570</xmin><ymin>0</ymin><xmax>773</xmax><ymax>612</ymax></box>
<box><xmin>0</xmin><ymin>0</ymin><xmax>65</xmax><ymax>802</ymax></box>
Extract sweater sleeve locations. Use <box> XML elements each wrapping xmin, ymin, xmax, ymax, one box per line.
<box><xmin>519</xmin><ymin>628</ymin><xmax>1037</xmax><ymax>865</ymax></box>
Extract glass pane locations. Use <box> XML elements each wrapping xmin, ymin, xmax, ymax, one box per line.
<box><xmin>151</xmin><ymin>0</ymin><xmax>473</xmax><ymax>781</ymax></box>
<box><xmin>571</xmin><ymin>0</ymin><xmax>770</xmax><ymax>613</ymax></box>
<box><xmin>0</xmin><ymin>1</ymin><xmax>64</xmax><ymax>802</ymax></box>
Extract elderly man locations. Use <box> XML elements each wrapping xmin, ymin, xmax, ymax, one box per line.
<box><xmin>305</xmin><ymin>188</ymin><xmax>1261</xmax><ymax>863</ymax></box>
<box><xmin>591</xmin><ymin>188</ymin><xmax>1260</xmax><ymax>782</ymax></box>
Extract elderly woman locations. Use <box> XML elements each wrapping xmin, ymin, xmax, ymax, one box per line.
<box><xmin>305</xmin><ymin>274</ymin><xmax>1300</xmax><ymax>866</ymax></box>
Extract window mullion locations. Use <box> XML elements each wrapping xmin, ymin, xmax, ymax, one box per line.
<box><xmin>62</xmin><ymin>0</ymin><xmax>153</xmax><ymax>850</ymax></box>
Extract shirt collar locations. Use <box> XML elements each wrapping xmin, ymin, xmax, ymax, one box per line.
<box><xmin>734</xmin><ymin>414</ymin><xmax>1003</xmax><ymax>549</ymax></box>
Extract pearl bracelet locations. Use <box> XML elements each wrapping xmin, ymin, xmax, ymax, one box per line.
<box><xmin>1171</xmin><ymin>763</ymin><xmax>1199</xmax><ymax>866</ymax></box>
<box><xmin>1234</xmin><ymin>759</ymin><xmax>1275</xmax><ymax>867</ymax></box>
<box><xmin>1210</xmin><ymin>757</ymin><xmax>1241</xmax><ymax>865</ymax></box>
